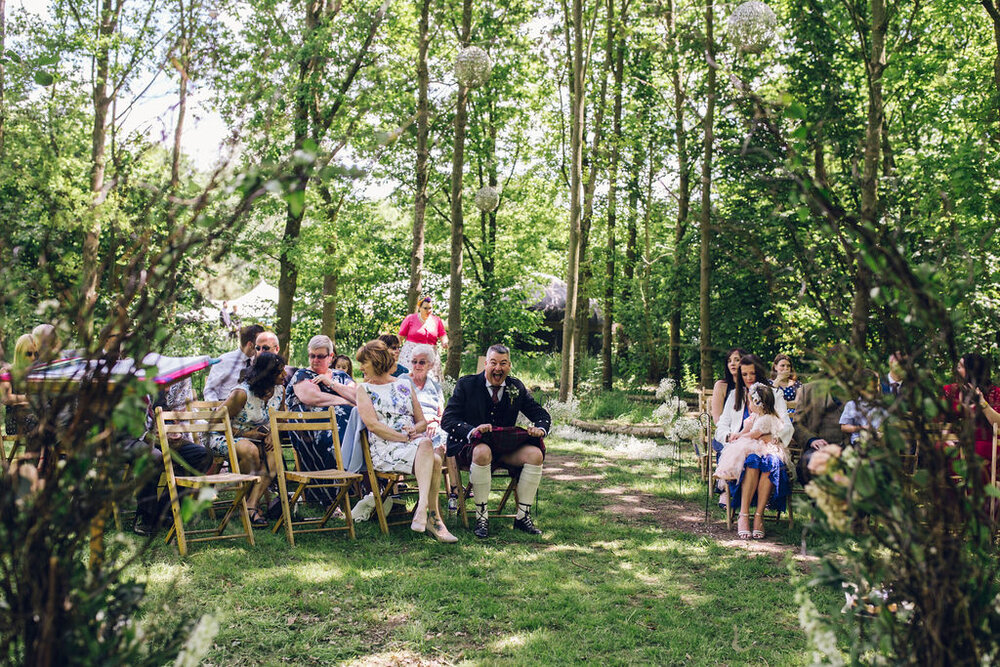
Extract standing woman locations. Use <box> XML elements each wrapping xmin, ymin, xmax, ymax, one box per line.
<box><xmin>944</xmin><ymin>353</ymin><xmax>1000</xmax><ymax>464</ymax></box>
<box><xmin>1</xmin><ymin>334</ymin><xmax>40</xmax><ymax>436</ymax></box>
<box><xmin>398</xmin><ymin>296</ymin><xmax>448</xmax><ymax>376</ymax></box>
<box><xmin>771</xmin><ymin>354</ymin><xmax>802</xmax><ymax>407</ymax></box>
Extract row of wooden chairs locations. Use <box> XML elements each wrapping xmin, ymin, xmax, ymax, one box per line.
<box><xmin>153</xmin><ymin>406</ymin><xmax>519</xmax><ymax>556</ymax></box>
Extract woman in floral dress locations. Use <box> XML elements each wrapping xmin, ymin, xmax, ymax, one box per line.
<box><xmin>355</xmin><ymin>339</ymin><xmax>456</xmax><ymax>543</ymax></box>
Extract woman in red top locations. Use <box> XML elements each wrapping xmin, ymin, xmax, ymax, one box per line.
<box><xmin>944</xmin><ymin>353</ymin><xmax>1000</xmax><ymax>462</ymax></box>
<box><xmin>398</xmin><ymin>296</ymin><xmax>448</xmax><ymax>376</ymax></box>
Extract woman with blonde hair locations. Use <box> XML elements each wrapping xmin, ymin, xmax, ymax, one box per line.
<box><xmin>355</xmin><ymin>339</ymin><xmax>456</xmax><ymax>542</ymax></box>
<box><xmin>397</xmin><ymin>296</ymin><xmax>448</xmax><ymax>376</ymax></box>
<box><xmin>1</xmin><ymin>333</ymin><xmax>40</xmax><ymax>435</ymax></box>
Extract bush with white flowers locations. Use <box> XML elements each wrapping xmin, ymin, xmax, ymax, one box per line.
<box><xmin>455</xmin><ymin>46</ymin><xmax>493</xmax><ymax>88</ymax></box>
<box><xmin>652</xmin><ymin>378</ymin><xmax>701</xmax><ymax>443</ymax></box>
<box><xmin>544</xmin><ymin>396</ymin><xmax>580</xmax><ymax>424</ymax></box>
<box><xmin>727</xmin><ymin>0</ymin><xmax>777</xmax><ymax>54</ymax></box>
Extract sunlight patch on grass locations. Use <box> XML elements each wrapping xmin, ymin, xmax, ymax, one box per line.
<box><xmin>489</xmin><ymin>629</ymin><xmax>541</xmax><ymax>653</ymax></box>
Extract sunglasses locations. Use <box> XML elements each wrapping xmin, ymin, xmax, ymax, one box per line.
<box><xmin>256</xmin><ymin>345</ymin><xmax>273</xmax><ymax>352</ymax></box>
<box><xmin>25</xmin><ymin>351</ymin><xmax>38</xmax><ymax>358</ymax></box>
<box><xmin>309</xmin><ymin>353</ymin><xmax>329</xmax><ymax>360</ymax></box>
<box><xmin>412</xmin><ymin>359</ymin><xmax>428</xmax><ymax>365</ymax></box>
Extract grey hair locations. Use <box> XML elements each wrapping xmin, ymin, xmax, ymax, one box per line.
<box><xmin>307</xmin><ymin>334</ymin><xmax>334</xmax><ymax>355</ymax></box>
<box><xmin>409</xmin><ymin>343</ymin><xmax>438</xmax><ymax>367</ymax></box>
<box><xmin>486</xmin><ymin>344</ymin><xmax>510</xmax><ymax>357</ymax></box>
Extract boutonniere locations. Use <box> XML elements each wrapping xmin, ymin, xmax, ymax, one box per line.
<box><xmin>506</xmin><ymin>383</ymin><xmax>520</xmax><ymax>403</ymax></box>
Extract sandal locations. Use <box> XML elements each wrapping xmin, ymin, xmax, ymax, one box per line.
<box><xmin>248</xmin><ymin>507</ymin><xmax>269</xmax><ymax>528</ymax></box>
<box><xmin>752</xmin><ymin>512</ymin><xmax>765</xmax><ymax>539</ymax></box>
<box><xmin>425</xmin><ymin>510</ymin><xmax>458</xmax><ymax>543</ymax></box>
<box><xmin>737</xmin><ymin>513</ymin><xmax>751</xmax><ymax>539</ymax></box>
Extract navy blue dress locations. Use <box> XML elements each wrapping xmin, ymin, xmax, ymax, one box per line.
<box><xmin>726</xmin><ymin>404</ymin><xmax>792</xmax><ymax>512</ymax></box>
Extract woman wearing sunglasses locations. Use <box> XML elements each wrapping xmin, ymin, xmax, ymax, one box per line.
<box><xmin>1</xmin><ymin>333</ymin><xmax>41</xmax><ymax>436</ymax></box>
<box><xmin>284</xmin><ymin>335</ymin><xmax>358</xmax><ymax>505</ymax></box>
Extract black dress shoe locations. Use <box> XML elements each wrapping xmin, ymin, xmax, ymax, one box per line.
<box><xmin>473</xmin><ymin>515</ymin><xmax>490</xmax><ymax>539</ymax></box>
<box><xmin>133</xmin><ymin>515</ymin><xmax>157</xmax><ymax>536</ymax></box>
<box><xmin>512</xmin><ymin>512</ymin><xmax>542</xmax><ymax>535</ymax></box>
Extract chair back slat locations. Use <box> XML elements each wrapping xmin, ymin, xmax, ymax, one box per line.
<box><xmin>155</xmin><ymin>406</ymin><xmax>241</xmax><ymax>475</ymax></box>
<box><xmin>269</xmin><ymin>408</ymin><xmax>346</xmax><ymax>471</ymax></box>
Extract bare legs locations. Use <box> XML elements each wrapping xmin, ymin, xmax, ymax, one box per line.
<box><xmin>737</xmin><ymin>462</ymin><xmax>775</xmax><ymax>538</ymax></box>
<box><xmin>235</xmin><ymin>439</ymin><xmax>273</xmax><ymax>512</ymax></box>
<box><xmin>411</xmin><ymin>439</ymin><xmax>454</xmax><ymax>541</ymax></box>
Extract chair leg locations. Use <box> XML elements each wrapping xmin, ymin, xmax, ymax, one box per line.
<box><xmin>234</xmin><ymin>483</ymin><xmax>256</xmax><ymax>547</ymax></box>
<box><xmin>339</xmin><ymin>485</ymin><xmax>356</xmax><ymax>540</ymax></box>
<box><xmin>165</xmin><ymin>482</ymin><xmax>187</xmax><ymax>557</ymax></box>
<box><xmin>457</xmin><ymin>471</ymin><xmax>469</xmax><ymax>529</ymax></box>
<box><xmin>368</xmin><ymin>469</ymin><xmax>390</xmax><ymax>535</ymax></box>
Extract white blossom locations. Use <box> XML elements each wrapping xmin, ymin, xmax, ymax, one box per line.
<box><xmin>544</xmin><ymin>397</ymin><xmax>580</xmax><ymax>424</ymax></box>
<box><xmin>796</xmin><ymin>590</ymin><xmax>845</xmax><ymax>665</ymax></box>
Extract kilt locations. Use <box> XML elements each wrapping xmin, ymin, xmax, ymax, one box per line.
<box><xmin>455</xmin><ymin>426</ymin><xmax>545</xmax><ymax>470</ymax></box>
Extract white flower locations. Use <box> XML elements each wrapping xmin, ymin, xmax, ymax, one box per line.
<box><xmin>668</xmin><ymin>417</ymin><xmax>702</xmax><ymax>442</ymax></box>
<box><xmin>544</xmin><ymin>397</ymin><xmax>580</xmax><ymax>423</ymax></box>
<box><xmin>654</xmin><ymin>378</ymin><xmax>677</xmax><ymax>400</ymax></box>
<box><xmin>174</xmin><ymin>614</ymin><xmax>220</xmax><ymax>667</ymax></box>
<box><xmin>796</xmin><ymin>590</ymin><xmax>845</xmax><ymax>666</ymax></box>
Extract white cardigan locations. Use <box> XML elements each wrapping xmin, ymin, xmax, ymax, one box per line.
<box><xmin>714</xmin><ymin>387</ymin><xmax>793</xmax><ymax>447</ymax></box>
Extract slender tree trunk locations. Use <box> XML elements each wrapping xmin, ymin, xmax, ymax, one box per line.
<box><xmin>698</xmin><ymin>0</ymin><xmax>715</xmax><ymax>389</ymax></box>
<box><xmin>407</xmin><ymin>0</ymin><xmax>431</xmax><ymax>312</ymax></box>
<box><xmin>82</xmin><ymin>0</ymin><xmax>117</xmax><ymax>313</ymax></box>
<box><xmin>983</xmin><ymin>1</ymin><xmax>1000</xmax><ymax>122</ymax></box>
<box><xmin>641</xmin><ymin>148</ymin><xmax>658</xmax><ymax>381</ymax></box>
<box><xmin>0</xmin><ymin>0</ymin><xmax>6</xmax><ymax>160</ymax></box>
<box><xmin>601</xmin><ymin>6</ymin><xmax>625</xmax><ymax>390</ymax></box>
<box><xmin>445</xmin><ymin>0</ymin><xmax>472</xmax><ymax>380</ymax></box>
<box><xmin>851</xmin><ymin>0</ymin><xmax>886</xmax><ymax>350</ymax></box>
<box><xmin>667</xmin><ymin>0</ymin><xmax>688</xmax><ymax>383</ymax></box>
<box><xmin>559</xmin><ymin>0</ymin><xmax>586</xmax><ymax>402</ymax></box>
<box><xmin>321</xmin><ymin>271</ymin><xmax>338</xmax><ymax>345</ymax></box>
<box><xmin>170</xmin><ymin>0</ymin><xmax>189</xmax><ymax>191</ymax></box>
<box><xmin>478</xmin><ymin>103</ymin><xmax>499</xmax><ymax>350</ymax></box>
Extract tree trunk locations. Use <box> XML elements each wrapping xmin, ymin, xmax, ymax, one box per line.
<box><xmin>170</xmin><ymin>0</ymin><xmax>189</xmax><ymax>192</ymax></box>
<box><xmin>698</xmin><ymin>0</ymin><xmax>715</xmax><ymax>389</ymax></box>
<box><xmin>983</xmin><ymin>1</ymin><xmax>1000</xmax><ymax>123</ymax></box>
<box><xmin>478</xmin><ymin>103</ymin><xmax>499</xmax><ymax>351</ymax></box>
<box><xmin>641</xmin><ymin>144</ymin><xmax>658</xmax><ymax>381</ymax></box>
<box><xmin>559</xmin><ymin>0</ymin><xmax>586</xmax><ymax>402</ymax></box>
<box><xmin>601</xmin><ymin>3</ymin><xmax>625</xmax><ymax>390</ymax></box>
<box><xmin>407</xmin><ymin>0</ymin><xmax>431</xmax><ymax>312</ymax></box>
<box><xmin>0</xmin><ymin>0</ymin><xmax>6</xmax><ymax>159</ymax></box>
<box><xmin>321</xmin><ymin>271</ymin><xmax>338</xmax><ymax>346</ymax></box>
<box><xmin>82</xmin><ymin>0</ymin><xmax>117</xmax><ymax>313</ymax></box>
<box><xmin>852</xmin><ymin>0</ymin><xmax>886</xmax><ymax>350</ymax></box>
<box><xmin>667</xmin><ymin>0</ymin><xmax>689</xmax><ymax>384</ymax></box>
<box><xmin>444</xmin><ymin>0</ymin><xmax>472</xmax><ymax>380</ymax></box>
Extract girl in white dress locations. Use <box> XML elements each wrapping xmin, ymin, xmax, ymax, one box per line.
<box><xmin>714</xmin><ymin>383</ymin><xmax>789</xmax><ymax>480</ymax></box>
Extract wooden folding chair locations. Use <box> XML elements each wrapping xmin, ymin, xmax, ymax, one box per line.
<box><xmin>268</xmin><ymin>408</ymin><xmax>363</xmax><ymax>545</ymax></box>
<box><xmin>154</xmin><ymin>407</ymin><xmax>260</xmax><ymax>556</ymax></box>
<box><xmin>358</xmin><ymin>430</ymin><xmax>448</xmax><ymax>535</ymax></box>
<box><xmin>1</xmin><ymin>432</ymin><xmax>23</xmax><ymax>467</ymax></box>
<box><xmin>455</xmin><ymin>465</ymin><xmax>520</xmax><ymax>529</ymax></box>
<box><xmin>696</xmin><ymin>388</ymin><xmax>714</xmax><ymax>482</ymax></box>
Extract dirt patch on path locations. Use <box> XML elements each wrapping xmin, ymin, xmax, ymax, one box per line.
<box><xmin>545</xmin><ymin>452</ymin><xmax>813</xmax><ymax>561</ymax></box>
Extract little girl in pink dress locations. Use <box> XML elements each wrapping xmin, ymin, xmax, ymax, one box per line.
<box><xmin>714</xmin><ymin>386</ymin><xmax>790</xmax><ymax>481</ymax></box>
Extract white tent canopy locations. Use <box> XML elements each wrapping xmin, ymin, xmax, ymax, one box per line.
<box><xmin>188</xmin><ymin>281</ymin><xmax>279</xmax><ymax>323</ymax></box>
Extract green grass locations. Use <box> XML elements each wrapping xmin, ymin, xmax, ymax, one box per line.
<box><xmin>128</xmin><ymin>435</ymin><xmax>837</xmax><ymax>665</ymax></box>
<box><xmin>575</xmin><ymin>390</ymin><xmax>657</xmax><ymax>423</ymax></box>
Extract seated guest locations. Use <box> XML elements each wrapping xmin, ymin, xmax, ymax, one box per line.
<box><xmin>1</xmin><ymin>333</ymin><xmax>40</xmax><ymax>436</ymax></box>
<box><xmin>333</xmin><ymin>354</ymin><xmax>354</xmax><ymax>377</ymax></box>
<box><xmin>794</xmin><ymin>380</ymin><xmax>845</xmax><ymax>484</ymax></box>
<box><xmin>31</xmin><ymin>323</ymin><xmax>62</xmax><ymax>362</ymax></box>
<box><xmin>377</xmin><ymin>334</ymin><xmax>409</xmax><ymax>378</ymax></box>
<box><xmin>944</xmin><ymin>353</ymin><xmax>1000</xmax><ymax>464</ymax></box>
<box><xmin>212</xmin><ymin>352</ymin><xmax>286</xmax><ymax>527</ymax></box>
<box><xmin>711</xmin><ymin>347</ymin><xmax>747</xmax><ymax>435</ymax></box>
<box><xmin>441</xmin><ymin>344</ymin><xmax>551</xmax><ymax>538</ymax></box>
<box><xmin>771</xmin><ymin>354</ymin><xmax>802</xmax><ymax>407</ymax></box>
<box><xmin>880</xmin><ymin>350</ymin><xmax>907</xmax><ymax>396</ymax></box>
<box><xmin>254</xmin><ymin>330</ymin><xmax>295</xmax><ymax>383</ymax></box>
<box><xmin>401</xmin><ymin>344</ymin><xmax>458</xmax><ymax>508</ymax></box>
<box><xmin>203</xmin><ymin>324</ymin><xmax>265</xmax><ymax>401</ymax></box>
<box><xmin>132</xmin><ymin>378</ymin><xmax>212</xmax><ymax>535</ymax></box>
<box><xmin>840</xmin><ymin>370</ymin><xmax>888</xmax><ymax>445</ymax></box>
<box><xmin>715</xmin><ymin>354</ymin><xmax>793</xmax><ymax>539</ymax></box>
<box><xmin>355</xmin><ymin>340</ymin><xmax>456</xmax><ymax>542</ymax></box>
<box><xmin>285</xmin><ymin>335</ymin><xmax>357</xmax><ymax>504</ymax></box>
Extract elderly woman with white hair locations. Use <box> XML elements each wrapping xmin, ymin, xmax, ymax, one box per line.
<box><xmin>285</xmin><ymin>335</ymin><xmax>358</xmax><ymax>501</ymax></box>
<box><xmin>401</xmin><ymin>343</ymin><xmax>463</xmax><ymax>509</ymax></box>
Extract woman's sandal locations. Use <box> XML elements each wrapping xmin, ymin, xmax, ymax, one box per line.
<box><xmin>248</xmin><ymin>507</ymin><xmax>269</xmax><ymax>528</ymax></box>
<box><xmin>737</xmin><ymin>512</ymin><xmax>751</xmax><ymax>539</ymax></box>
<box><xmin>424</xmin><ymin>510</ymin><xmax>458</xmax><ymax>543</ymax></box>
<box><xmin>752</xmin><ymin>513</ymin><xmax>765</xmax><ymax>540</ymax></box>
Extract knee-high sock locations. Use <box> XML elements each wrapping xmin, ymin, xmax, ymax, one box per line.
<box><xmin>469</xmin><ymin>463</ymin><xmax>492</xmax><ymax>519</ymax></box>
<box><xmin>515</xmin><ymin>463</ymin><xmax>543</xmax><ymax>519</ymax></box>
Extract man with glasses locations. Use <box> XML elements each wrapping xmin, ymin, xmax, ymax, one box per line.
<box><xmin>203</xmin><ymin>324</ymin><xmax>265</xmax><ymax>401</ymax></box>
<box><xmin>441</xmin><ymin>344</ymin><xmax>551</xmax><ymax>538</ymax></box>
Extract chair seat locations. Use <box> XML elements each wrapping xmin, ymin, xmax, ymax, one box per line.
<box><xmin>285</xmin><ymin>469</ymin><xmax>362</xmax><ymax>483</ymax></box>
<box><xmin>176</xmin><ymin>472</ymin><xmax>260</xmax><ymax>487</ymax></box>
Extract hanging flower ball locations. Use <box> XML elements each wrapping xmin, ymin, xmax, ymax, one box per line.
<box><xmin>474</xmin><ymin>186</ymin><xmax>500</xmax><ymax>212</ymax></box>
<box><xmin>727</xmin><ymin>1</ymin><xmax>777</xmax><ymax>54</ymax></box>
<box><xmin>455</xmin><ymin>46</ymin><xmax>493</xmax><ymax>88</ymax></box>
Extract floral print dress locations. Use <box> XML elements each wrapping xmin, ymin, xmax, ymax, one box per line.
<box><xmin>362</xmin><ymin>379</ymin><xmax>419</xmax><ymax>474</ymax></box>
<box><xmin>210</xmin><ymin>381</ymin><xmax>284</xmax><ymax>458</ymax></box>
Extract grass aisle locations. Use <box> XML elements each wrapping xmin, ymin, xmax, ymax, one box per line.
<box><xmin>136</xmin><ymin>435</ymin><xmax>835</xmax><ymax>665</ymax></box>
